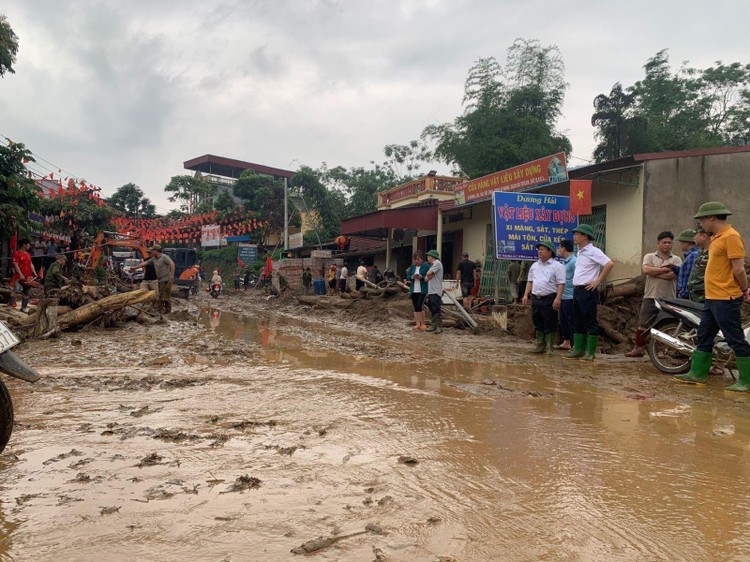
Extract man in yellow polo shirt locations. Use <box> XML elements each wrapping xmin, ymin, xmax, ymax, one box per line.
<box><xmin>674</xmin><ymin>202</ymin><xmax>750</xmax><ymax>391</ymax></box>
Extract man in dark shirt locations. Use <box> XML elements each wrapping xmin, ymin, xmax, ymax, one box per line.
<box><xmin>456</xmin><ymin>251</ymin><xmax>477</xmax><ymax>310</ymax></box>
<box><xmin>44</xmin><ymin>253</ymin><xmax>70</xmax><ymax>297</ymax></box>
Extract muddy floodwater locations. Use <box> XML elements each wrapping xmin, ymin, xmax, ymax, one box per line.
<box><xmin>3</xmin><ymin>303</ymin><xmax>750</xmax><ymax>561</ymax></box>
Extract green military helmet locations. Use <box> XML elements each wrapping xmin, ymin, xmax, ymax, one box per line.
<box><xmin>426</xmin><ymin>249</ymin><xmax>440</xmax><ymax>259</ymax></box>
<box><xmin>572</xmin><ymin>223</ymin><xmax>595</xmax><ymax>239</ymax></box>
<box><xmin>677</xmin><ymin>228</ymin><xmax>697</xmax><ymax>242</ymax></box>
<box><xmin>693</xmin><ymin>201</ymin><xmax>732</xmax><ymax>219</ymax></box>
<box><xmin>535</xmin><ymin>240</ymin><xmax>556</xmax><ymax>254</ymax></box>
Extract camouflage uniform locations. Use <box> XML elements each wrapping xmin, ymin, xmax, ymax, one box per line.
<box><xmin>687</xmin><ymin>249</ymin><xmax>708</xmax><ymax>303</ymax></box>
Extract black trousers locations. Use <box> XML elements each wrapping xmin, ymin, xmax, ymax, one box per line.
<box><xmin>426</xmin><ymin>293</ymin><xmax>442</xmax><ymax>316</ymax></box>
<box><xmin>531</xmin><ymin>294</ymin><xmax>557</xmax><ymax>334</ymax></box>
<box><xmin>573</xmin><ymin>286</ymin><xmax>599</xmax><ymax>336</ymax></box>
<box><xmin>697</xmin><ymin>298</ymin><xmax>750</xmax><ymax>357</ymax></box>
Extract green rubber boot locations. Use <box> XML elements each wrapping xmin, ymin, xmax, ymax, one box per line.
<box><xmin>530</xmin><ymin>330</ymin><xmax>546</xmax><ymax>353</ymax></box>
<box><xmin>725</xmin><ymin>356</ymin><xmax>750</xmax><ymax>392</ymax></box>
<box><xmin>580</xmin><ymin>335</ymin><xmax>598</xmax><ymax>362</ymax></box>
<box><xmin>673</xmin><ymin>350</ymin><xmax>712</xmax><ymax>385</ymax></box>
<box><xmin>426</xmin><ymin>315</ymin><xmax>438</xmax><ymax>333</ymax></box>
<box><xmin>563</xmin><ymin>333</ymin><xmax>586</xmax><ymax>359</ymax></box>
<box><xmin>545</xmin><ymin>333</ymin><xmax>556</xmax><ymax>354</ymax></box>
<box><xmin>433</xmin><ymin>314</ymin><xmax>443</xmax><ymax>334</ymax></box>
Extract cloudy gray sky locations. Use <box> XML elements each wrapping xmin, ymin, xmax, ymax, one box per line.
<box><xmin>1</xmin><ymin>0</ymin><xmax>747</xmax><ymax>212</ymax></box>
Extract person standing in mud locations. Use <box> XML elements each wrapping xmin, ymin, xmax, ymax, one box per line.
<box><xmin>563</xmin><ymin>224</ymin><xmax>614</xmax><ymax>361</ymax></box>
<box><xmin>8</xmin><ymin>238</ymin><xmax>38</xmax><ymax>313</ymax></box>
<box><xmin>676</xmin><ymin>228</ymin><xmax>699</xmax><ymax>299</ymax></box>
<box><xmin>625</xmin><ymin>231</ymin><xmax>682</xmax><ymax>358</ymax></box>
<box><xmin>132</xmin><ymin>246</ymin><xmax>175</xmax><ymax>314</ymax></box>
<box><xmin>326</xmin><ymin>264</ymin><xmax>337</xmax><ymax>295</ymax></box>
<box><xmin>338</xmin><ymin>263</ymin><xmax>349</xmax><ymax>295</ymax></box>
<box><xmin>507</xmin><ymin>260</ymin><xmax>521</xmax><ymax>304</ymax></box>
<box><xmin>424</xmin><ymin>249</ymin><xmax>444</xmax><ymax>333</ymax></box>
<box><xmin>522</xmin><ymin>240</ymin><xmax>565</xmax><ymax>354</ymax></box>
<box><xmin>687</xmin><ymin>226</ymin><xmax>711</xmax><ymax>303</ymax></box>
<box><xmin>675</xmin><ymin>202</ymin><xmax>750</xmax><ymax>391</ymax></box>
<box><xmin>406</xmin><ymin>251</ymin><xmax>430</xmax><ymax>331</ymax></box>
<box><xmin>456</xmin><ymin>251</ymin><xmax>478</xmax><ymax>310</ymax></box>
<box><xmin>44</xmin><ymin>253</ymin><xmax>70</xmax><ymax>297</ymax></box>
<box><xmin>556</xmin><ymin>239</ymin><xmax>577</xmax><ymax>350</ymax></box>
<box><xmin>302</xmin><ymin>267</ymin><xmax>312</xmax><ymax>295</ymax></box>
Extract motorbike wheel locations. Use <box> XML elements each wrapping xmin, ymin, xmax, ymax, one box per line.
<box><xmin>647</xmin><ymin>320</ymin><xmax>692</xmax><ymax>374</ymax></box>
<box><xmin>0</xmin><ymin>378</ymin><xmax>14</xmax><ymax>454</ymax></box>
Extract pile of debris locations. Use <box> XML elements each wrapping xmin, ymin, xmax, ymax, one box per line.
<box><xmin>0</xmin><ymin>278</ymin><xmax>157</xmax><ymax>341</ymax></box>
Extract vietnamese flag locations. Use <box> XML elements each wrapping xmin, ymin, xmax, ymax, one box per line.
<box><xmin>569</xmin><ymin>180</ymin><xmax>592</xmax><ymax>216</ymax></box>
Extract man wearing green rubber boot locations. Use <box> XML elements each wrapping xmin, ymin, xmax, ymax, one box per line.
<box><xmin>674</xmin><ymin>202</ymin><xmax>750</xmax><ymax>390</ymax></box>
<box><xmin>522</xmin><ymin>240</ymin><xmax>565</xmax><ymax>354</ymax></box>
<box><xmin>563</xmin><ymin>224</ymin><xmax>614</xmax><ymax>361</ymax></box>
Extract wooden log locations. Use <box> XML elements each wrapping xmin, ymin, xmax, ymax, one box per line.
<box><xmin>58</xmin><ymin>288</ymin><xmax>157</xmax><ymax>329</ymax></box>
<box><xmin>31</xmin><ymin>299</ymin><xmax>59</xmax><ymax>338</ymax></box>
<box><xmin>607</xmin><ymin>283</ymin><xmax>640</xmax><ymax>299</ymax></box>
<box><xmin>600</xmin><ymin>320</ymin><xmax>629</xmax><ymax>344</ymax></box>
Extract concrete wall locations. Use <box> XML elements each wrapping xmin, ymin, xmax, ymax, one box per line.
<box><xmin>642</xmin><ymin>152</ymin><xmax>750</xmax><ymax>252</ymax></box>
<box><xmin>443</xmin><ymin>201</ymin><xmax>493</xmax><ymax>263</ymax></box>
<box><xmin>544</xmin><ymin>166</ymin><xmax>645</xmax><ymax>281</ymax></box>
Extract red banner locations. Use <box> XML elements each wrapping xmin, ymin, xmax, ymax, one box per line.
<box><xmin>454</xmin><ymin>152</ymin><xmax>568</xmax><ymax>205</ymax></box>
<box><xmin>569</xmin><ymin>179</ymin><xmax>592</xmax><ymax>215</ymax></box>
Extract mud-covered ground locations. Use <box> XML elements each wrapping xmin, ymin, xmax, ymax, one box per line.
<box><xmin>3</xmin><ymin>289</ymin><xmax>750</xmax><ymax>561</ymax></box>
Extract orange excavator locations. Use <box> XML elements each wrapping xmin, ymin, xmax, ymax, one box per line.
<box><xmin>86</xmin><ymin>231</ymin><xmax>149</xmax><ymax>271</ymax></box>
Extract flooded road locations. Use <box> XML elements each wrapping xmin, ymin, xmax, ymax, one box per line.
<box><xmin>2</xmin><ymin>307</ymin><xmax>750</xmax><ymax>561</ymax></box>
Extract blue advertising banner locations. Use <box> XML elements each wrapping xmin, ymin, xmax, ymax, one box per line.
<box><xmin>493</xmin><ymin>192</ymin><xmax>578</xmax><ymax>260</ymax></box>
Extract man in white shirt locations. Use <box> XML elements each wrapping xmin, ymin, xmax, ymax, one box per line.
<box><xmin>563</xmin><ymin>224</ymin><xmax>615</xmax><ymax>361</ymax></box>
<box><xmin>522</xmin><ymin>240</ymin><xmax>566</xmax><ymax>354</ymax></box>
<box><xmin>338</xmin><ymin>264</ymin><xmax>349</xmax><ymax>294</ymax></box>
<box><xmin>424</xmin><ymin>249</ymin><xmax>444</xmax><ymax>333</ymax></box>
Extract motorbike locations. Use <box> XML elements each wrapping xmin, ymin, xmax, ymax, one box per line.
<box><xmin>648</xmin><ymin>297</ymin><xmax>746</xmax><ymax>377</ymax></box>
<box><xmin>0</xmin><ymin>320</ymin><xmax>41</xmax><ymax>453</ymax></box>
<box><xmin>209</xmin><ymin>283</ymin><xmax>222</xmax><ymax>299</ymax></box>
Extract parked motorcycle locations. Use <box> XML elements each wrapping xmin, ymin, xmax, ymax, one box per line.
<box><xmin>648</xmin><ymin>297</ymin><xmax>747</xmax><ymax>377</ymax></box>
<box><xmin>0</xmin><ymin>320</ymin><xmax>41</xmax><ymax>453</ymax></box>
<box><xmin>209</xmin><ymin>283</ymin><xmax>222</xmax><ymax>299</ymax></box>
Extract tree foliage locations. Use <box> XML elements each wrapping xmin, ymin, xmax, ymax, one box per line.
<box><xmin>107</xmin><ymin>182</ymin><xmax>156</xmax><ymax>218</ymax></box>
<box><xmin>592</xmin><ymin>50</ymin><xmax>750</xmax><ymax>161</ymax></box>
<box><xmin>0</xmin><ymin>141</ymin><xmax>40</xmax><ymax>240</ymax></box>
<box><xmin>0</xmin><ymin>15</ymin><xmax>18</xmax><ymax>78</ymax></box>
<box><xmin>164</xmin><ymin>174</ymin><xmax>215</xmax><ymax>213</ymax></box>
<box><xmin>212</xmin><ymin>188</ymin><xmax>236</xmax><ymax>212</ymax></box>
<box><xmin>38</xmin><ymin>188</ymin><xmax>116</xmax><ymax>236</ymax></box>
<box><xmin>233</xmin><ymin>170</ymin><xmax>298</xmax><ymax>244</ymax></box>
<box><xmin>424</xmin><ymin>38</ymin><xmax>571</xmax><ymax>178</ymax></box>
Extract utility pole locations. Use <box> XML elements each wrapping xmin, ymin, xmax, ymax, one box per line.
<box><xmin>284</xmin><ymin>177</ymin><xmax>289</xmax><ymax>251</ymax></box>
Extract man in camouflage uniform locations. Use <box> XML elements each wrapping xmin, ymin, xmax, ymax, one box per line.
<box><xmin>687</xmin><ymin>226</ymin><xmax>710</xmax><ymax>303</ymax></box>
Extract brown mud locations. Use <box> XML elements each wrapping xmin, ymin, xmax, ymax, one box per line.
<box><xmin>1</xmin><ymin>289</ymin><xmax>750</xmax><ymax>560</ymax></box>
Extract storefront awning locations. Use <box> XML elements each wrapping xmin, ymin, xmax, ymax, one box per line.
<box><xmin>340</xmin><ymin>204</ymin><xmax>438</xmax><ymax>237</ymax></box>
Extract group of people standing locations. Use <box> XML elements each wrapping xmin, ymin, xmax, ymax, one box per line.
<box><xmin>625</xmin><ymin>201</ymin><xmax>750</xmax><ymax>392</ymax></box>
<box><xmin>521</xmin><ymin>224</ymin><xmax>614</xmax><ymax>360</ymax></box>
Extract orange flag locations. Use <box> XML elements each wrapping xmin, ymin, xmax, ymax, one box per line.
<box><xmin>569</xmin><ymin>180</ymin><xmax>592</xmax><ymax>216</ymax></box>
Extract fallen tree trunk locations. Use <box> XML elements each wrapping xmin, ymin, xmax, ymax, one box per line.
<box><xmin>600</xmin><ymin>320</ymin><xmax>629</xmax><ymax>344</ymax></box>
<box><xmin>31</xmin><ymin>298</ymin><xmax>59</xmax><ymax>338</ymax></box>
<box><xmin>58</xmin><ymin>288</ymin><xmax>157</xmax><ymax>329</ymax></box>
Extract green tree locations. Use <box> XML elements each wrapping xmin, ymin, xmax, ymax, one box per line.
<box><xmin>212</xmin><ymin>189</ymin><xmax>236</xmax><ymax>212</ymax></box>
<box><xmin>164</xmin><ymin>174</ymin><xmax>215</xmax><ymax>213</ymax></box>
<box><xmin>290</xmin><ymin>166</ymin><xmax>346</xmax><ymax>242</ymax></box>
<box><xmin>382</xmin><ymin>140</ymin><xmax>432</xmax><ymax>183</ymax></box>
<box><xmin>0</xmin><ymin>141</ymin><xmax>39</xmax><ymax>240</ymax></box>
<box><xmin>233</xmin><ymin>170</ymin><xmax>296</xmax><ymax>244</ymax></box>
<box><xmin>107</xmin><ymin>182</ymin><xmax>156</xmax><ymax>218</ymax></box>
<box><xmin>319</xmin><ymin>164</ymin><xmax>398</xmax><ymax>218</ymax></box>
<box><xmin>591</xmin><ymin>83</ymin><xmax>648</xmax><ymax>162</ymax></box>
<box><xmin>0</xmin><ymin>15</ymin><xmax>19</xmax><ymax>78</ymax></box>
<box><xmin>424</xmin><ymin>38</ymin><xmax>571</xmax><ymax>179</ymax></box>
<box><xmin>38</xmin><ymin>186</ymin><xmax>116</xmax><ymax>236</ymax></box>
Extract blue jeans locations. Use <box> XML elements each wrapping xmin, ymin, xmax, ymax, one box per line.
<box><xmin>559</xmin><ymin>299</ymin><xmax>574</xmax><ymax>341</ymax></box>
<box><xmin>573</xmin><ymin>286</ymin><xmax>599</xmax><ymax>336</ymax></box>
<box><xmin>696</xmin><ymin>298</ymin><xmax>750</xmax><ymax>357</ymax></box>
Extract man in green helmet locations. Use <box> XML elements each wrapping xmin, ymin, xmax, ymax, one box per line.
<box><xmin>674</xmin><ymin>202</ymin><xmax>750</xmax><ymax>391</ymax></box>
<box><xmin>686</xmin><ymin>226</ymin><xmax>710</xmax><ymax>303</ymax></box>
<box><xmin>563</xmin><ymin>224</ymin><xmax>614</xmax><ymax>361</ymax></box>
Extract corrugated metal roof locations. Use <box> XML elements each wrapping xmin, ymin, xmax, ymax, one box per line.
<box><xmin>340</xmin><ymin>203</ymin><xmax>438</xmax><ymax>237</ymax></box>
